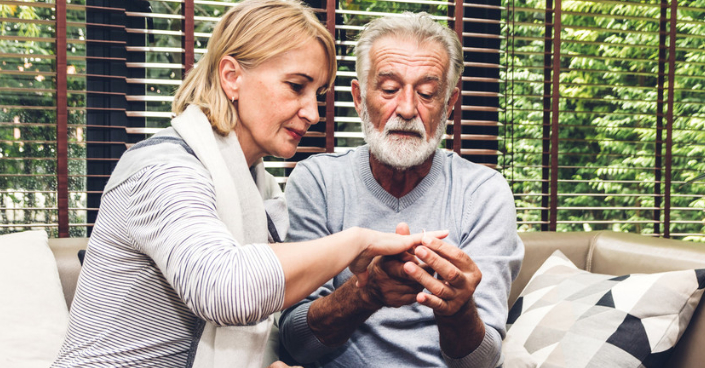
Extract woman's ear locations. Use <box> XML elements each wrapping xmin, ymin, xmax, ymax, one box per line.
<box><xmin>219</xmin><ymin>56</ymin><xmax>242</xmax><ymax>102</ymax></box>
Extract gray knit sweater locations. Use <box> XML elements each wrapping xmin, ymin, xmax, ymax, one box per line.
<box><xmin>279</xmin><ymin>146</ymin><xmax>523</xmax><ymax>368</ymax></box>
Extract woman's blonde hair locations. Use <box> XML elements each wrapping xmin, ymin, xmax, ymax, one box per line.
<box><xmin>172</xmin><ymin>0</ymin><xmax>336</xmax><ymax>135</ymax></box>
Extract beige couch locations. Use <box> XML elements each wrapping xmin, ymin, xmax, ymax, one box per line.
<box><xmin>50</xmin><ymin>231</ymin><xmax>705</xmax><ymax>367</ymax></box>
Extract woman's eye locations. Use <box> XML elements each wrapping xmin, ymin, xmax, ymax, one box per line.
<box><xmin>288</xmin><ymin>82</ymin><xmax>304</xmax><ymax>93</ymax></box>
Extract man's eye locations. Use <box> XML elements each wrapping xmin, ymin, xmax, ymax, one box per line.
<box><xmin>382</xmin><ymin>89</ymin><xmax>397</xmax><ymax>94</ymax></box>
<box><xmin>419</xmin><ymin>91</ymin><xmax>434</xmax><ymax>99</ymax></box>
<box><xmin>288</xmin><ymin>82</ymin><xmax>304</xmax><ymax>93</ymax></box>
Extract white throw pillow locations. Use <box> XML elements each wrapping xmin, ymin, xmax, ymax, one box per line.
<box><xmin>503</xmin><ymin>250</ymin><xmax>705</xmax><ymax>368</ymax></box>
<box><xmin>0</xmin><ymin>230</ymin><xmax>69</xmax><ymax>367</ymax></box>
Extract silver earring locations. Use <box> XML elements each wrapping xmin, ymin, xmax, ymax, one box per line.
<box><xmin>231</xmin><ymin>96</ymin><xmax>235</xmax><ymax>103</ymax></box>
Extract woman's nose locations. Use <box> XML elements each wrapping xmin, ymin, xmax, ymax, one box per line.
<box><xmin>299</xmin><ymin>95</ymin><xmax>320</xmax><ymax>124</ymax></box>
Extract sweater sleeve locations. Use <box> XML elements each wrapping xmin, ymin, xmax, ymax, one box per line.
<box><xmin>278</xmin><ymin>162</ymin><xmax>342</xmax><ymax>363</ymax></box>
<box><xmin>444</xmin><ymin>170</ymin><xmax>524</xmax><ymax>367</ymax></box>
<box><xmin>124</xmin><ymin>164</ymin><xmax>286</xmax><ymax>326</ymax></box>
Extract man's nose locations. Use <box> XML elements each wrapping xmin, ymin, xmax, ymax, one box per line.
<box><xmin>299</xmin><ymin>95</ymin><xmax>320</xmax><ymax>124</ymax></box>
<box><xmin>395</xmin><ymin>87</ymin><xmax>417</xmax><ymax>120</ymax></box>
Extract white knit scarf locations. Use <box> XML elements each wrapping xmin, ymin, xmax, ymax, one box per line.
<box><xmin>172</xmin><ymin>105</ymin><xmax>286</xmax><ymax>368</ymax></box>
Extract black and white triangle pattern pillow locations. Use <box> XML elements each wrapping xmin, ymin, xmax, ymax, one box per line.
<box><xmin>503</xmin><ymin>250</ymin><xmax>705</xmax><ymax>368</ymax></box>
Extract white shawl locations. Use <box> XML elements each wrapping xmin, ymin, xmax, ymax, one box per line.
<box><xmin>172</xmin><ymin>105</ymin><xmax>286</xmax><ymax>368</ymax></box>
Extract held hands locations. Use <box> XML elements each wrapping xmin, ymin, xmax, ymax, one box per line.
<box><xmin>358</xmin><ymin>223</ymin><xmax>435</xmax><ymax>308</ymax></box>
<box><xmin>403</xmin><ymin>233</ymin><xmax>482</xmax><ymax>316</ymax></box>
<box><xmin>346</xmin><ymin>224</ymin><xmax>480</xmax><ymax>316</ymax></box>
<box><xmin>348</xmin><ymin>226</ymin><xmax>448</xmax><ymax>287</ymax></box>
<box><xmin>344</xmin><ymin>224</ymin><xmax>485</xmax><ymax>357</ymax></box>
<box><xmin>361</xmin><ymin>253</ymin><xmax>427</xmax><ymax>308</ymax></box>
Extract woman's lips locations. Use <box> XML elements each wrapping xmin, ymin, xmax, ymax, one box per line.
<box><xmin>286</xmin><ymin>127</ymin><xmax>306</xmax><ymax>140</ymax></box>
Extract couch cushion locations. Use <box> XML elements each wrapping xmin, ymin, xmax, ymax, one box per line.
<box><xmin>0</xmin><ymin>230</ymin><xmax>69</xmax><ymax>367</ymax></box>
<box><xmin>503</xmin><ymin>250</ymin><xmax>705</xmax><ymax>368</ymax></box>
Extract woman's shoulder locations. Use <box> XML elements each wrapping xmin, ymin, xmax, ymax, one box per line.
<box><xmin>105</xmin><ymin>134</ymin><xmax>209</xmax><ymax>195</ymax></box>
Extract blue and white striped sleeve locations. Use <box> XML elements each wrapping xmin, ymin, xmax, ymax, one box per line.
<box><xmin>124</xmin><ymin>164</ymin><xmax>286</xmax><ymax>326</ymax></box>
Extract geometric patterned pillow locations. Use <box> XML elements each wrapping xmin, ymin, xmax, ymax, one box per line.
<box><xmin>503</xmin><ymin>250</ymin><xmax>705</xmax><ymax>368</ymax></box>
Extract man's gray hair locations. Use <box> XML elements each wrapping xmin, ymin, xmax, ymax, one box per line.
<box><xmin>354</xmin><ymin>12</ymin><xmax>464</xmax><ymax>101</ymax></box>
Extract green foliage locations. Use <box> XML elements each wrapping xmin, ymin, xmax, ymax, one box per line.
<box><xmin>0</xmin><ymin>3</ymin><xmax>86</xmax><ymax>236</ymax></box>
<box><xmin>502</xmin><ymin>0</ymin><xmax>705</xmax><ymax>238</ymax></box>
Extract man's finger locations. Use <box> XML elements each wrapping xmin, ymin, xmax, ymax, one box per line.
<box><xmin>403</xmin><ymin>261</ymin><xmax>452</xmax><ymax>299</ymax></box>
<box><xmin>382</xmin><ymin>258</ymin><xmax>413</xmax><ymax>279</ymax></box>
<box><xmin>355</xmin><ymin>271</ymin><xmax>369</xmax><ymax>288</ymax></box>
<box><xmin>395</xmin><ymin>222</ymin><xmax>410</xmax><ymax>235</ymax></box>
<box><xmin>415</xmin><ymin>246</ymin><xmax>464</xmax><ymax>287</ymax></box>
<box><xmin>420</xmin><ymin>236</ymin><xmax>468</xmax><ymax>263</ymax></box>
<box><xmin>416</xmin><ymin>291</ymin><xmax>450</xmax><ymax>314</ymax></box>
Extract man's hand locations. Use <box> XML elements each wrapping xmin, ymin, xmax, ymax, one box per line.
<box><xmin>349</xmin><ymin>226</ymin><xmax>448</xmax><ymax>287</ymax></box>
<box><xmin>403</xmin><ymin>234</ymin><xmax>481</xmax><ymax>315</ymax></box>
<box><xmin>402</xmin><ymin>234</ymin><xmax>485</xmax><ymax>358</ymax></box>
<box><xmin>361</xmin><ymin>223</ymin><xmax>431</xmax><ymax>308</ymax></box>
<box><xmin>307</xmin><ymin>223</ymin><xmax>437</xmax><ymax>347</ymax></box>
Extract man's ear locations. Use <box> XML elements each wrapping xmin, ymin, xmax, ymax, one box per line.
<box><xmin>219</xmin><ymin>56</ymin><xmax>242</xmax><ymax>102</ymax></box>
<box><xmin>351</xmin><ymin>79</ymin><xmax>363</xmax><ymax>115</ymax></box>
<box><xmin>446</xmin><ymin>87</ymin><xmax>460</xmax><ymax>119</ymax></box>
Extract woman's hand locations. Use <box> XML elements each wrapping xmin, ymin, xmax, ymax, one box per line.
<box><xmin>272</xmin><ymin>224</ymin><xmax>446</xmax><ymax>309</ymax></box>
<box><xmin>349</xmin><ymin>225</ymin><xmax>448</xmax><ymax>287</ymax></box>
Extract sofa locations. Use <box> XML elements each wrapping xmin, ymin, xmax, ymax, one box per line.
<box><xmin>17</xmin><ymin>231</ymin><xmax>705</xmax><ymax>367</ymax></box>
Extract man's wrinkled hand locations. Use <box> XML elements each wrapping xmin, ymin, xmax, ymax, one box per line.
<box><xmin>357</xmin><ymin>223</ymin><xmax>432</xmax><ymax>308</ymax></box>
<box><xmin>349</xmin><ymin>224</ymin><xmax>447</xmax><ymax>287</ymax></box>
<box><xmin>362</xmin><ymin>254</ymin><xmax>425</xmax><ymax>308</ymax></box>
<box><xmin>402</xmin><ymin>234</ymin><xmax>481</xmax><ymax>316</ymax></box>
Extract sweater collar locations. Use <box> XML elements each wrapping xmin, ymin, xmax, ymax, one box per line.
<box><xmin>357</xmin><ymin>145</ymin><xmax>443</xmax><ymax>212</ymax></box>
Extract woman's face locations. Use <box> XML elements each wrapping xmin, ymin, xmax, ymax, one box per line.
<box><xmin>230</xmin><ymin>39</ymin><xmax>329</xmax><ymax>165</ymax></box>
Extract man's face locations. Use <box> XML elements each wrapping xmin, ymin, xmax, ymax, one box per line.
<box><xmin>352</xmin><ymin>36</ymin><xmax>458</xmax><ymax>170</ymax></box>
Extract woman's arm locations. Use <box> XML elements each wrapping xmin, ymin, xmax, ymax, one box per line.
<box><xmin>127</xmin><ymin>163</ymin><xmax>446</xmax><ymax>321</ymax></box>
<box><xmin>271</xmin><ymin>227</ymin><xmax>447</xmax><ymax>309</ymax></box>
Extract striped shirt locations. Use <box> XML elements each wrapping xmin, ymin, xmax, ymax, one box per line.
<box><xmin>52</xmin><ymin>163</ymin><xmax>285</xmax><ymax>367</ymax></box>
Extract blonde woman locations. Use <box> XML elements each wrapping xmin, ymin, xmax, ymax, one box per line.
<box><xmin>52</xmin><ymin>1</ymin><xmax>444</xmax><ymax>367</ymax></box>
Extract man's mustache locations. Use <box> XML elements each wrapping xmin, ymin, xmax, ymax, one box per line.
<box><xmin>383</xmin><ymin>118</ymin><xmax>426</xmax><ymax>139</ymax></box>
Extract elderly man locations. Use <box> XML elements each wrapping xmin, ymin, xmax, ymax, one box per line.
<box><xmin>278</xmin><ymin>12</ymin><xmax>523</xmax><ymax>368</ymax></box>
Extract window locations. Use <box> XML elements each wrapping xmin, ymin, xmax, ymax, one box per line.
<box><xmin>502</xmin><ymin>0</ymin><xmax>705</xmax><ymax>240</ymax></box>
<box><xmin>0</xmin><ymin>0</ymin><xmax>87</xmax><ymax>237</ymax></box>
<box><xmin>1</xmin><ymin>0</ymin><xmax>703</xmax><ymax>241</ymax></box>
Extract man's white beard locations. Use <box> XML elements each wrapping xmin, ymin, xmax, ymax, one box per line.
<box><xmin>360</xmin><ymin>100</ymin><xmax>447</xmax><ymax>170</ymax></box>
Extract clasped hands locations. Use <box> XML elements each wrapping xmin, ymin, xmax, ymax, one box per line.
<box><xmin>357</xmin><ymin>223</ymin><xmax>482</xmax><ymax>317</ymax></box>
